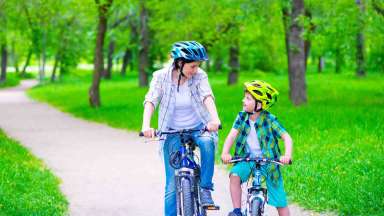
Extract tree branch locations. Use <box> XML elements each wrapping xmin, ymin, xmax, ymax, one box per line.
<box><xmin>372</xmin><ymin>0</ymin><xmax>384</xmax><ymax>16</ymax></box>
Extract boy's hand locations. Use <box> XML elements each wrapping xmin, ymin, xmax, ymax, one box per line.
<box><xmin>280</xmin><ymin>155</ymin><xmax>292</xmax><ymax>164</ymax></box>
<box><xmin>221</xmin><ymin>153</ymin><xmax>232</xmax><ymax>164</ymax></box>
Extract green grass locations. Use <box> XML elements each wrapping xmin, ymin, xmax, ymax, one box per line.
<box><xmin>0</xmin><ymin>130</ymin><xmax>68</xmax><ymax>216</ymax></box>
<box><xmin>0</xmin><ymin>73</ymin><xmax>20</xmax><ymax>89</ymax></box>
<box><xmin>28</xmin><ymin>70</ymin><xmax>384</xmax><ymax>215</ymax></box>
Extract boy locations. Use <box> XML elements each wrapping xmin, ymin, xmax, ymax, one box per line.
<box><xmin>221</xmin><ymin>80</ymin><xmax>293</xmax><ymax>216</ymax></box>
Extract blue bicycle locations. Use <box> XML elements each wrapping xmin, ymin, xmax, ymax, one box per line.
<box><xmin>228</xmin><ymin>157</ymin><xmax>289</xmax><ymax>216</ymax></box>
<box><xmin>141</xmin><ymin>127</ymin><xmax>220</xmax><ymax>216</ymax></box>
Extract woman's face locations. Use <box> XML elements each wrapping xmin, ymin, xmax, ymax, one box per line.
<box><xmin>181</xmin><ymin>61</ymin><xmax>201</xmax><ymax>79</ymax></box>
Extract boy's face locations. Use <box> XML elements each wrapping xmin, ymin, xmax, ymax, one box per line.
<box><xmin>243</xmin><ymin>92</ymin><xmax>262</xmax><ymax>113</ymax></box>
<box><xmin>242</xmin><ymin>92</ymin><xmax>257</xmax><ymax>113</ymax></box>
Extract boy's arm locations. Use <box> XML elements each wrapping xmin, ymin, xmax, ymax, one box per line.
<box><xmin>280</xmin><ymin>132</ymin><xmax>293</xmax><ymax>164</ymax></box>
<box><xmin>221</xmin><ymin>128</ymin><xmax>239</xmax><ymax>164</ymax></box>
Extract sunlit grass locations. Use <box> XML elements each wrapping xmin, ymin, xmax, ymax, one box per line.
<box><xmin>28</xmin><ymin>70</ymin><xmax>384</xmax><ymax>215</ymax></box>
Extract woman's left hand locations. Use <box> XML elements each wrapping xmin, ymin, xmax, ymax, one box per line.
<box><xmin>207</xmin><ymin>121</ymin><xmax>221</xmax><ymax>132</ymax></box>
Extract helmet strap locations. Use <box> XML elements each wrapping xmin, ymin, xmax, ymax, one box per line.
<box><xmin>254</xmin><ymin>100</ymin><xmax>263</xmax><ymax>112</ymax></box>
<box><xmin>177</xmin><ymin>62</ymin><xmax>186</xmax><ymax>92</ymax></box>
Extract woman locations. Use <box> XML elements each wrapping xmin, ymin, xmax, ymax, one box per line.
<box><xmin>141</xmin><ymin>41</ymin><xmax>221</xmax><ymax>216</ymax></box>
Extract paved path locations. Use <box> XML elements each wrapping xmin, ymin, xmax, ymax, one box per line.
<box><xmin>0</xmin><ymin>80</ymin><xmax>326</xmax><ymax>216</ymax></box>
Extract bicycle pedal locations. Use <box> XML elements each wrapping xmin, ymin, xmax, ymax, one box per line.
<box><xmin>203</xmin><ymin>205</ymin><xmax>220</xmax><ymax>210</ymax></box>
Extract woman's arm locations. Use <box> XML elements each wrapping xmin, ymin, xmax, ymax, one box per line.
<box><xmin>203</xmin><ymin>96</ymin><xmax>221</xmax><ymax>131</ymax></box>
<box><xmin>141</xmin><ymin>102</ymin><xmax>155</xmax><ymax>138</ymax></box>
<box><xmin>221</xmin><ymin>128</ymin><xmax>239</xmax><ymax>164</ymax></box>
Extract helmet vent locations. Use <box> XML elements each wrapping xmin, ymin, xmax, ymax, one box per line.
<box><xmin>253</xmin><ymin>90</ymin><xmax>263</xmax><ymax>96</ymax></box>
<box><xmin>181</xmin><ymin>48</ymin><xmax>191</xmax><ymax>55</ymax></box>
<box><xmin>266</xmin><ymin>93</ymin><xmax>272</xmax><ymax>99</ymax></box>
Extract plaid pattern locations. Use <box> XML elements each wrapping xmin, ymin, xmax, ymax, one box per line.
<box><xmin>144</xmin><ymin>65</ymin><xmax>215</xmax><ymax>132</ymax></box>
<box><xmin>232</xmin><ymin>110</ymin><xmax>287</xmax><ymax>182</ymax></box>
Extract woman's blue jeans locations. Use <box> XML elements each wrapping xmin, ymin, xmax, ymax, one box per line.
<box><xmin>163</xmin><ymin>126</ymin><xmax>215</xmax><ymax>216</ymax></box>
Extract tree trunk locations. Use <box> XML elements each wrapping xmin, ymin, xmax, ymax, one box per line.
<box><xmin>11</xmin><ymin>41</ymin><xmax>19</xmax><ymax>73</ymax></box>
<box><xmin>335</xmin><ymin>48</ymin><xmax>342</xmax><ymax>73</ymax></box>
<box><xmin>105</xmin><ymin>40</ymin><xmax>115</xmax><ymax>79</ymax></box>
<box><xmin>89</xmin><ymin>0</ymin><xmax>113</xmax><ymax>107</ymax></box>
<box><xmin>227</xmin><ymin>39</ymin><xmax>239</xmax><ymax>85</ymax></box>
<box><xmin>356</xmin><ymin>0</ymin><xmax>365</xmax><ymax>77</ymax></box>
<box><xmin>214</xmin><ymin>56</ymin><xmax>223</xmax><ymax>73</ymax></box>
<box><xmin>38</xmin><ymin>31</ymin><xmax>47</xmax><ymax>82</ymax></box>
<box><xmin>51</xmin><ymin>53</ymin><xmax>60</xmax><ymax>82</ymax></box>
<box><xmin>138</xmin><ymin>0</ymin><xmax>149</xmax><ymax>87</ymax></box>
<box><xmin>121</xmin><ymin>47</ymin><xmax>131</xmax><ymax>76</ymax></box>
<box><xmin>318</xmin><ymin>56</ymin><xmax>324</xmax><ymax>73</ymax></box>
<box><xmin>1</xmin><ymin>44</ymin><xmax>7</xmax><ymax>82</ymax></box>
<box><xmin>21</xmin><ymin>48</ymin><xmax>32</xmax><ymax>77</ymax></box>
<box><xmin>283</xmin><ymin>0</ymin><xmax>307</xmax><ymax>105</ymax></box>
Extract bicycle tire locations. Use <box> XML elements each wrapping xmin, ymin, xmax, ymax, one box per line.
<box><xmin>181</xmin><ymin>177</ymin><xmax>194</xmax><ymax>216</ymax></box>
<box><xmin>250</xmin><ymin>198</ymin><xmax>262</xmax><ymax>216</ymax></box>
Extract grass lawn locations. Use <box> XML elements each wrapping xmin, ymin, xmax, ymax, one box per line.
<box><xmin>0</xmin><ymin>130</ymin><xmax>68</xmax><ymax>216</ymax></box>
<box><xmin>0</xmin><ymin>73</ymin><xmax>20</xmax><ymax>89</ymax></box>
<box><xmin>28</xmin><ymin>69</ymin><xmax>384</xmax><ymax>215</ymax></box>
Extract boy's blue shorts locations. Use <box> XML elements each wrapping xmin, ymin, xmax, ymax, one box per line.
<box><xmin>229</xmin><ymin>161</ymin><xmax>288</xmax><ymax>207</ymax></box>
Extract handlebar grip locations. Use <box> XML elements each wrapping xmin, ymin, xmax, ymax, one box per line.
<box><xmin>218</xmin><ymin>124</ymin><xmax>222</xmax><ymax>130</ymax></box>
<box><xmin>139</xmin><ymin>132</ymin><xmax>144</xmax><ymax>137</ymax></box>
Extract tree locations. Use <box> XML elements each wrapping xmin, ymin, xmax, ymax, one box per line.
<box><xmin>89</xmin><ymin>0</ymin><xmax>113</xmax><ymax>107</ymax></box>
<box><xmin>282</xmin><ymin>0</ymin><xmax>307</xmax><ymax>105</ymax></box>
<box><xmin>356</xmin><ymin>0</ymin><xmax>365</xmax><ymax>77</ymax></box>
<box><xmin>138</xmin><ymin>0</ymin><xmax>149</xmax><ymax>87</ymax></box>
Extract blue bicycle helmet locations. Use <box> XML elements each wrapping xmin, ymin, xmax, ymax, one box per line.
<box><xmin>171</xmin><ymin>41</ymin><xmax>208</xmax><ymax>61</ymax></box>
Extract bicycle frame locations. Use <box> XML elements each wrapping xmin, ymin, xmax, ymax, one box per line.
<box><xmin>229</xmin><ymin>157</ymin><xmax>283</xmax><ymax>216</ymax></box>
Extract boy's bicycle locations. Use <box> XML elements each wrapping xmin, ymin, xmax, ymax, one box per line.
<box><xmin>228</xmin><ymin>157</ymin><xmax>289</xmax><ymax>216</ymax></box>
<box><xmin>140</xmin><ymin>127</ymin><xmax>220</xmax><ymax>216</ymax></box>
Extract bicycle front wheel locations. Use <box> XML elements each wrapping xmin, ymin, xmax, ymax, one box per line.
<box><xmin>250</xmin><ymin>198</ymin><xmax>262</xmax><ymax>216</ymax></box>
<box><xmin>181</xmin><ymin>177</ymin><xmax>194</xmax><ymax>216</ymax></box>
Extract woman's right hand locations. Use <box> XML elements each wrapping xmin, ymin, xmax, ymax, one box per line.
<box><xmin>221</xmin><ymin>153</ymin><xmax>232</xmax><ymax>164</ymax></box>
<box><xmin>142</xmin><ymin>127</ymin><xmax>156</xmax><ymax>138</ymax></box>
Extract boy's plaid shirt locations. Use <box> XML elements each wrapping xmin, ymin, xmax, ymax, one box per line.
<box><xmin>232</xmin><ymin>110</ymin><xmax>287</xmax><ymax>182</ymax></box>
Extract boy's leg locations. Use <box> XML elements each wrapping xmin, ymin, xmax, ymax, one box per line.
<box><xmin>163</xmin><ymin>135</ymin><xmax>181</xmax><ymax>216</ymax></box>
<box><xmin>262</xmin><ymin>166</ymin><xmax>289</xmax><ymax>216</ymax></box>
<box><xmin>229</xmin><ymin>175</ymin><xmax>242</xmax><ymax>208</ymax></box>
<box><xmin>277</xmin><ymin>207</ymin><xmax>290</xmax><ymax>216</ymax></box>
<box><xmin>228</xmin><ymin>162</ymin><xmax>253</xmax><ymax>216</ymax></box>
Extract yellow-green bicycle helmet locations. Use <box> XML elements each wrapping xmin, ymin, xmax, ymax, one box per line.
<box><xmin>244</xmin><ymin>80</ymin><xmax>279</xmax><ymax>111</ymax></box>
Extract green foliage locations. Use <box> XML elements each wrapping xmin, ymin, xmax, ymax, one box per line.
<box><xmin>28</xmin><ymin>70</ymin><xmax>384</xmax><ymax>215</ymax></box>
<box><xmin>0</xmin><ymin>73</ymin><xmax>20</xmax><ymax>88</ymax></box>
<box><xmin>0</xmin><ymin>130</ymin><xmax>68</xmax><ymax>216</ymax></box>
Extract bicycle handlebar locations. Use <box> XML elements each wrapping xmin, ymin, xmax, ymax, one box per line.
<box><xmin>139</xmin><ymin>125</ymin><xmax>222</xmax><ymax>137</ymax></box>
<box><xmin>228</xmin><ymin>157</ymin><xmax>292</xmax><ymax>165</ymax></box>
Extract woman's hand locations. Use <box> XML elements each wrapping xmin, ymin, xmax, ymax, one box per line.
<box><xmin>279</xmin><ymin>154</ymin><xmax>292</xmax><ymax>165</ymax></box>
<box><xmin>221</xmin><ymin>153</ymin><xmax>232</xmax><ymax>164</ymax></box>
<box><xmin>207</xmin><ymin>121</ymin><xmax>221</xmax><ymax>132</ymax></box>
<box><xmin>142</xmin><ymin>127</ymin><xmax>156</xmax><ymax>138</ymax></box>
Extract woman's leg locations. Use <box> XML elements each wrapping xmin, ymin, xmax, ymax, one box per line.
<box><xmin>163</xmin><ymin>135</ymin><xmax>181</xmax><ymax>216</ymax></box>
<box><xmin>193</xmin><ymin>131</ymin><xmax>215</xmax><ymax>190</ymax></box>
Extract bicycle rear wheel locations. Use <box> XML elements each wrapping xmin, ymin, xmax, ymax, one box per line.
<box><xmin>181</xmin><ymin>177</ymin><xmax>194</xmax><ymax>216</ymax></box>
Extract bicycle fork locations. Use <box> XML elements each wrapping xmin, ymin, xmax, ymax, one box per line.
<box><xmin>246</xmin><ymin>169</ymin><xmax>266</xmax><ymax>215</ymax></box>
